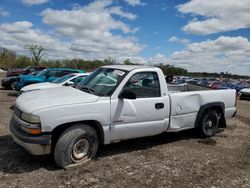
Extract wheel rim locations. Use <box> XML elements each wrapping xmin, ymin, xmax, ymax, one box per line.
<box><xmin>203</xmin><ymin>114</ymin><xmax>218</xmax><ymax>136</ymax></box>
<box><xmin>11</xmin><ymin>82</ymin><xmax>16</xmax><ymax>90</ymax></box>
<box><xmin>71</xmin><ymin>138</ymin><xmax>90</xmax><ymax>162</ymax></box>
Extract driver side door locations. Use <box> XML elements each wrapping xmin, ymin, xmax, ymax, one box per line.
<box><xmin>110</xmin><ymin>71</ymin><xmax>170</xmax><ymax>142</ymax></box>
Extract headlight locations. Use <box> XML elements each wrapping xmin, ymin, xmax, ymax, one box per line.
<box><xmin>21</xmin><ymin>112</ymin><xmax>41</xmax><ymax>124</ymax></box>
<box><xmin>20</xmin><ymin>112</ymin><xmax>41</xmax><ymax>134</ymax></box>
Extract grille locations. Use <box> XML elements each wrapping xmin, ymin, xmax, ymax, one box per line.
<box><xmin>14</xmin><ymin>107</ymin><xmax>22</xmax><ymax>118</ymax></box>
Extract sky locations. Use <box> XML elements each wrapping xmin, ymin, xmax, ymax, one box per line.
<box><xmin>0</xmin><ymin>0</ymin><xmax>250</xmax><ymax>75</ymax></box>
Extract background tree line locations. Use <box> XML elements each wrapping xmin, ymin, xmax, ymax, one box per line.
<box><xmin>0</xmin><ymin>45</ymin><xmax>249</xmax><ymax>79</ymax></box>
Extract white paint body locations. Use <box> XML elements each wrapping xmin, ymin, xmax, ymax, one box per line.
<box><xmin>14</xmin><ymin>65</ymin><xmax>237</xmax><ymax>147</ymax></box>
<box><xmin>20</xmin><ymin>73</ymin><xmax>90</xmax><ymax>92</ymax></box>
<box><xmin>240</xmin><ymin>88</ymin><xmax>250</xmax><ymax>93</ymax></box>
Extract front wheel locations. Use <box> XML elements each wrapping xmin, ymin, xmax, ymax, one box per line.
<box><xmin>54</xmin><ymin>124</ymin><xmax>98</xmax><ymax>168</ymax></box>
<box><xmin>10</xmin><ymin>81</ymin><xmax>17</xmax><ymax>90</ymax></box>
<box><xmin>198</xmin><ymin>110</ymin><xmax>219</xmax><ymax>137</ymax></box>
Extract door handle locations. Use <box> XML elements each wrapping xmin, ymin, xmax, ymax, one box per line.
<box><xmin>155</xmin><ymin>103</ymin><xmax>164</xmax><ymax>109</ymax></box>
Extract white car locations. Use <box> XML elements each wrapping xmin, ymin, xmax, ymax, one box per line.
<box><xmin>239</xmin><ymin>88</ymin><xmax>250</xmax><ymax>100</ymax></box>
<box><xmin>21</xmin><ymin>73</ymin><xmax>90</xmax><ymax>93</ymax></box>
<box><xmin>10</xmin><ymin>65</ymin><xmax>237</xmax><ymax>168</ymax></box>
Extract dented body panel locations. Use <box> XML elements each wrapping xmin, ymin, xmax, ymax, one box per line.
<box><xmin>168</xmin><ymin>89</ymin><xmax>236</xmax><ymax>131</ymax></box>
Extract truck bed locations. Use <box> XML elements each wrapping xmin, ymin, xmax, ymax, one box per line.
<box><xmin>167</xmin><ymin>83</ymin><xmax>211</xmax><ymax>93</ymax></box>
<box><xmin>167</xmin><ymin>87</ymin><xmax>236</xmax><ymax>131</ymax></box>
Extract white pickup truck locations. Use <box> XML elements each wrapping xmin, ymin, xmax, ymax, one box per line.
<box><xmin>10</xmin><ymin>65</ymin><xmax>237</xmax><ymax>168</ymax></box>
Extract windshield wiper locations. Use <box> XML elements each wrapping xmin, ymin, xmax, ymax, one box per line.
<box><xmin>80</xmin><ymin>86</ymin><xmax>98</xmax><ymax>95</ymax></box>
<box><xmin>80</xmin><ymin>86</ymin><xmax>108</xmax><ymax>96</ymax></box>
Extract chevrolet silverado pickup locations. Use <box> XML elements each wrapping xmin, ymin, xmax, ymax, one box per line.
<box><xmin>10</xmin><ymin>65</ymin><xmax>237</xmax><ymax>168</ymax></box>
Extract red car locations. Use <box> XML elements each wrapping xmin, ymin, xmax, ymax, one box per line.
<box><xmin>209</xmin><ymin>81</ymin><xmax>224</xmax><ymax>89</ymax></box>
<box><xmin>6</xmin><ymin>66</ymin><xmax>46</xmax><ymax>77</ymax></box>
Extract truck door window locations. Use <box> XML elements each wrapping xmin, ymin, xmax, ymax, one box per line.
<box><xmin>123</xmin><ymin>72</ymin><xmax>160</xmax><ymax>98</ymax></box>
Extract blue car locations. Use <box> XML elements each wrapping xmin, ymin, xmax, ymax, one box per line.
<box><xmin>221</xmin><ymin>83</ymin><xmax>246</xmax><ymax>92</ymax></box>
<box><xmin>15</xmin><ymin>68</ymin><xmax>85</xmax><ymax>90</ymax></box>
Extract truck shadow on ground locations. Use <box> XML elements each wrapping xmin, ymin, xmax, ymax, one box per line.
<box><xmin>0</xmin><ymin>129</ymin><xmax>220</xmax><ymax>174</ymax></box>
<box><xmin>0</xmin><ymin>135</ymin><xmax>57</xmax><ymax>173</ymax></box>
<box><xmin>98</xmin><ymin>130</ymin><xmax>198</xmax><ymax>158</ymax></box>
<box><xmin>7</xmin><ymin>92</ymin><xmax>19</xmax><ymax>97</ymax></box>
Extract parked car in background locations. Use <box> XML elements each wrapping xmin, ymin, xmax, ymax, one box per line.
<box><xmin>173</xmin><ymin>79</ymin><xmax>186</xmax><ymax>84</ymax></box>
<box><xmin>222</xmin><ymin>82</ymin><xmax>248</xmax><ymax>92</ymax></box>
<box><xmin>239</xmin><ymin>88</ymin><xmax>250</xmax><ymax>100</ymax></box>
<box><xmin>187</xmin><ymin>80</ymin><xmax>200</xmax><ymax>85</ymax></box>
<box><xmin>15</xmin><ymin>68</ymin><xmax>85</xmax><ymax>90</ymax></box>
<box><xmin>6</xmin><ymin>66</ymin><xmax>46</xmax><ymax>77</ymax></box>
<box><xmin>2</xmin><ymin>71</ymin><xmax>39</xmax><ymax>90</ymax></box>
<box><xmin>209</xmin><ymin>81</ymin><xmax>224</xmax><ymax>89</ymax></box>
<box><xmin>21</xmin><ymin>73</ymin><xmax>90</xmax><ymax>93</ymax></box>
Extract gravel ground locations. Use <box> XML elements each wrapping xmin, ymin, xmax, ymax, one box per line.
<box><xmin>0</xmin><ymin>72</ymin><xmax>250</xmax><ymax>188</ymax></box>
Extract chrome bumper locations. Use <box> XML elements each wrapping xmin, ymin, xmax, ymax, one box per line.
<box><xmin>12</xmin><ymin>134</ymin><xmax>51</xmax><ymax>155</ymax></box>
<box><xmin>10</xmin><ymin>116</ymin><xmax>52</xmax><ymax>155</ymax></box>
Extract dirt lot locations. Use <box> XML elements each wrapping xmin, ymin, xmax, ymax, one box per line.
<box><xmin>0</xmin><ymin>72</ymin><xmax>250</xmax><ymax>188</ymax></box>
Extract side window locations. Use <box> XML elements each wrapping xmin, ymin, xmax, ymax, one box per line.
<box><xmin>46</xmin><ymin>70</ymin><xmax>58</xmax><ymax>77</ymax></box>
<box><xmin>71</xmin><ymin>76</ymin><xmax>86</xmax><ymax>85</ymax></box>
<box><xmin>58</xmin><ymin>70</ymin><xmax>70</xmax><ymax>77</ymax></box>
<box><xmin>123</xmin><ymin>72</ymin><xmax>160</xmax><ymax>98</ymax></box>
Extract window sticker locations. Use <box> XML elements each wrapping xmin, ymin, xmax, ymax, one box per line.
<box><xmin>113</xmin><ymin>70</ymin><xmax>125</xmax><ymax>76</ymax></box>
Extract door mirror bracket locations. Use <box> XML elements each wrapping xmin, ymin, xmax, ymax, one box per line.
<box><xmin>65</xmin><ymin>81</ymin><xmax>74</xmax><ymax>86</ymax></box>
<box><xmin>118</xmin><ymin>90</ymin><xmax>136</xmax><ymax>100</ymax></box>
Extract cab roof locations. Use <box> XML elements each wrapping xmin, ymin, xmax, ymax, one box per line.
<box><xmin>47</xmin><ymin>68</ymin><xmax>85</xmax><ymax>73</ymax></box>
<box><xmin>102</xmin><ymin>65</ymin><xmax>154</xmax><ymax>71</ymax></box>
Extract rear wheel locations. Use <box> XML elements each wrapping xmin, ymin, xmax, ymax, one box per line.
<box><xmin>198</xmin><ymin>110</ymin><xmax>219</xmax><ymax>137</ymax></box>
<box><xmin>54</xmin><ymin>124</ymin><xmax>98</xmax><ymax>168</ymax></box>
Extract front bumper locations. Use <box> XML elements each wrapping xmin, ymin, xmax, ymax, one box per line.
<box><xmin>232</xmin><ymin>111</ymin><xmax>237</xmax><ymax>118</ymax></box>
<box><xmin>1</xmin><ymin>79</ymin><xmax>11</xmax><ymax>88</ymax></box>
<box><xmin>10</xmin><ymin>116</ymin><xmax>52</xmax><ymax>155</ymax></box>
<box><xmin>15</xmin><ymin>82</ymin><xmax>24</xmax><ymax>91</ymax></box>
<box><xmin>1</xmin><ymin>77</ymin><xmax>20</xmax><ymax>89</ymax></box>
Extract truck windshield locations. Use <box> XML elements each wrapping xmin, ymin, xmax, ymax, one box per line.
<box><xmin>78</xmin><ymin>68</ymin><xmax>127</xmax><ymax>96</ymax></box>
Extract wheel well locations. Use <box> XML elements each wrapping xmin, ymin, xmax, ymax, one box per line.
<box><xmin>195</xmin><ymin>102</ymin><xmax>226</xmax><ymax>128</ymax></box>
<box><xmin>211</xmin><ymin>106</ymin><xmax>226</xmax><ymax>128</ymax></box>
<box><xmin>51</xmin><ymin>120</ymin><xmax>104</xmax><ymax>151</ymax></box>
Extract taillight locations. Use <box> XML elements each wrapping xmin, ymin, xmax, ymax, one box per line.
<box><xmin>235</xmin><ymin>91</ymin><xmax>238</xmax><ymax>106</ymax></box>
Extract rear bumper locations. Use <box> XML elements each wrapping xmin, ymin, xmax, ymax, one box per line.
<box><xmin>231</xmin><ymin>111</ymin><xmax>237</xmax><ymax>118</ymax></box>
<box><xmin>225</xmin><ymin>107</ymin><xmax>237</xmax><ymax>119</ymax></box>
<box><xmin>10</xmin><ymin>116</ymin><xmax>52</xmax><ymax>155</ymax></box>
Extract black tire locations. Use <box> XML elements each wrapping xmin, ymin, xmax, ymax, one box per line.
<box><xmin>198</xmin><ymin>110</ymin><xmax>219</xmax><ymax>137</ymax></box>
<box><xmin>54</xmin><ymin>124</ymin><xmax>98</xmax><ymax>169</ymax></box>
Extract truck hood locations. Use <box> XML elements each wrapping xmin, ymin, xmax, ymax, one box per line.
<box><xmin>16</xmin><ymin>87</ymin><xmax>99</xmax><ymax>113</ymax></box>
<box><xmin>21</xmin><ymin>82</ymin><xmax>61</xmax><ymax>92</ymax></box>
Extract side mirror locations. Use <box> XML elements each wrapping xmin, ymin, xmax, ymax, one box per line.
<box><xmin>65</xmin><ymin>81</ymin><xmax>74</xmax><ymax>86</ymax></box>
<box><xmin>118</xmin><ymin>90</ymin><xmax>136</xmax><ymax>100</ymax></box>
<box><xmin>165</xmin><ymin>75</ymin><xmax>173</xmax><ymax>83</ymax></box>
